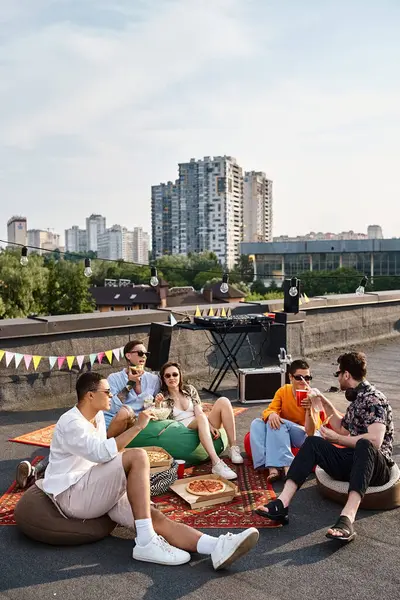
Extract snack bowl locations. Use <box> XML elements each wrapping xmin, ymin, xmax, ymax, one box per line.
<box><xmin>152</xmin><ymin>407</ymin><xmax>171</xmax><ymax>421</ymax></box>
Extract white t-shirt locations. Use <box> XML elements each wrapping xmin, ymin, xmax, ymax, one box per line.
<box><xmin>172</xmin><ymin>399</ymin><xmax>195</xmax><ymax>427</ymax></box>
<box><xmin>43</xmin><ymin>406</ymin><xmax>118</xmax><ymax>497</ymax></box>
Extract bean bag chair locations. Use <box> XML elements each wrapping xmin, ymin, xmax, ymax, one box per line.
<box><xmin>127</xmin><ymin>419</ymin><xmax>228</xmax><ymax>465</ymax></box>
<box><xmin>14</xmin><ymin>483</ymin><xmax>116</xmax><ymax>545</ymax></box>
<box><xmin>316</xmin><ymin>464</ymin><xmax>400</xmax><ymax>510</ymax></box>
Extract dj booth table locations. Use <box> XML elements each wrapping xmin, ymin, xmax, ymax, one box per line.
<box><xmin>178</xmin><ymin>313</ymin><xmax>286</xmax><ymax>396</ymax></box>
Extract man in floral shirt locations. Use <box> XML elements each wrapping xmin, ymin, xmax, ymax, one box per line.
<box><xmin>255</xmin><ymin>352</ymin><xmax>395</xmax><ymax>543</ymax></box>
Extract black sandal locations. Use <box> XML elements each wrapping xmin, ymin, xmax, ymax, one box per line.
<box><xmin>325</xmin><ymin>515</ymin><xmax>356</xmax><ymax>543</ymax></box>
<box><xmin>254</xmin><ymin>499</ymin><xmax>289</xmax><ymax>524</ymax></box>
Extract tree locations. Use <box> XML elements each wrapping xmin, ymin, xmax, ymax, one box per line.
<box><xmin>0</xmin><ymin>250</ymin><xmax>48</xmax><ymax>318</ymax></box>
<box><xmin>231</xmin><ymin>255</ymin><xmax>255</xmax><ymax>284</ymax></box>
<box><xmin>250</xmin><ymin>279</ymin><xmax>267</xmax><ymax>295</ymax></box>
<box><xmin>45</xmin><ymin>260</ymin><xmax>95</xmax><ymax>315</ymax></box>
<box><xmin>298</xmin><ymin>268</ymin><xmax>363</xmax><ymax>297</ymax></box>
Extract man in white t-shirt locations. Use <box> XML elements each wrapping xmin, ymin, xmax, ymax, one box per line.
<box><xmin>41</xmin><ymin>371</ymin><xmax>259</xmax><ymax>568</ymax></box>
<box><xmin>105</xmin><ymin>339</ymin><xmax>161</xmax><ymax>438</ymax></box>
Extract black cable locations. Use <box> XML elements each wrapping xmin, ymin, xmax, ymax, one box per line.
<box><xmin>1</xmin><ymin>238</ymin><xmax>396</xmax><ymax>283</ymax></box>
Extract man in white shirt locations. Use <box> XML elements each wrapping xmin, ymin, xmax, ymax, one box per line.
<box><xmin>105</xmin><ymin>339</ymin><xmax>161</xmax><ymax>438</ymax></box>
<box><xmin>42</xmin><ymin>371</ymin><xmax>259</xmax><ymax>568</ymax></box>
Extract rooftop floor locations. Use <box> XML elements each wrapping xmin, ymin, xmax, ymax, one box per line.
<box><xmin>1</xmin><ymin>339</ymin><xmax>399</xmax><ymax>600</ymax></box>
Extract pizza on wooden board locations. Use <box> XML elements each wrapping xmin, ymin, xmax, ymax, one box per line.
<box><xmin>145</xmin><ymin>449</ymin><xmax>171</xmax><ymax>463</ymax></box>
<box><xmin>185</xmin><ymin>478</ymin><xmax>226</xmax><ymax>496</ymax></box>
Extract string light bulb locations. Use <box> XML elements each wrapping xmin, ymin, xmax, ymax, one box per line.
<box><xmin>288</xmin><ymin>277</ymin><xmax>299</xmax><ymax>297</ymax></box>
<box><xmin>84</xmin><ymin>258</ymin><xmax>92</xmax><ymax>277</ymax></box>
<box><xmin>20</xmin><ymin>246</ymin><xmax>28</xmax><ymax>266</ymax></box>
<box><xmin>356</xmin><ymin>276</ymin><xmax>368</xmax><ymax>295</ymax></box>
<box><xmin>220</xmin><ymin>273</ymin><xmax>229</xmax><ymax>294</ymax></box>
<box><xmin>150</xmin><ymin>266</ymin><xmax>159</xmax><ymax>287</ymax></box>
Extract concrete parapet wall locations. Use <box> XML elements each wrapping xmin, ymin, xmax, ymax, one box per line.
<box><xmin>1</xmin><ymin>292</ymin><xmax>400</xmax><ymax>410</ymax></box>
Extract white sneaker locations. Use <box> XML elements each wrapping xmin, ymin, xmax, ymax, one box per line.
<box><xmin>132</xmin><ymin>535</ymin><xmax>191</xmax><ymax>566</ymax></box>
<box><xmin>228</xmin><ymin>445</ymin><xmax>244</xmax><ymax>464</ymax></box>
<box><xmin>212</xmin><ymin>459</ymin><xmax>237</xmax><ymax>480</ymax></box>
<box><xmin>211</xmin><ymin>528</ymin><xmax>259</xmax><ymax>570</ymax></box>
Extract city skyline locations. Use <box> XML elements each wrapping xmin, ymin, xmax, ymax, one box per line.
<box><xmin>1</xmin><ymin>1</ymin><xmax>400</xmax><ymax>244</ymax></box>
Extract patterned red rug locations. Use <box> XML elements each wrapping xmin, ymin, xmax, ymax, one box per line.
<box><xmin>1</xmin><ymin>458</ymin><xmax>278</xmax><ymax>529</ymax></box>
<box><xmin>153</xmin><ymin>458</ymin><xmax>280</xmax><ymax>529</ymax></box>
<box><xmin>9</xmin><ymin>404</ymin><xmax>248</xmax><ymax>448</ymax></box>
<box><xmin>0</xmin><ymin>457</ymin><xmax>44</xmax><ymax>526</ymax></box>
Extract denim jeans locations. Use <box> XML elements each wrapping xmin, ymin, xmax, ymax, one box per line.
<box><xmin>249</xmin><ymin>418</ymin><xmax>309</xmax><ymax>468</ymax></box>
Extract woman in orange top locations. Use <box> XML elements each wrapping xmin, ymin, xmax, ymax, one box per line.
<box><xmin>249</xmin><ymin>359</ymin><xmax>321</xmax><ymax>482</ymax></box>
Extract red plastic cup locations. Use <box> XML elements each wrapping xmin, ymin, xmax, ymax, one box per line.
<box><xmin>176</xmin><ymin>460</ymin><xmax>186</xmax><ymax>479</ymax></box>
<box><xmin>296</xmin><ymin>389</ymin><xmax>308</xmax><ymax>407</ymax></box>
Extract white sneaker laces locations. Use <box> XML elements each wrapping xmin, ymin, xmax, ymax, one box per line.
<box><xmin>155</xmin><ymin>535</ymin><xmax>175</xmax><ymax>555</ymax></box>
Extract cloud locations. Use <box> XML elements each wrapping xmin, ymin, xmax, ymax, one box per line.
<box><xmin>0</xmin><ymin>0</ymin><xmax>399</xmax><ymax>242</ymax></box>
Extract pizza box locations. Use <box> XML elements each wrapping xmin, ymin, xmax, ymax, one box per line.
<box><xmin>170</xmin><ymin>474</ymin><xmax>238</xmax><ymax>509</ymax></box>
<box><xmin>144</xmin><ymin>446</ymin><xmax>173</xmax><ymax>468</ymax></box>
<box><xmin>150</xmin><ymin>464</ymin><xmax>172</xmax><ymax>475</ymax></box>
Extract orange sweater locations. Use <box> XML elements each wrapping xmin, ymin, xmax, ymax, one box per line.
<box><xmin>262</xmin><ymin>384</ymin><xmax>322</xmax><ymax>427</ymax></box>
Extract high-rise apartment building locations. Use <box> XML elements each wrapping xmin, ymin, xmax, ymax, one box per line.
<box><xmin>151</xmin><ymin>181</ymin><xmax>180</xmax><ymax>259</ymax></box>
<box><xmin>65</xmin><ymin>226</ymin><xmax>87</xmax><ymax>253</ymax></box>
<box><xmin>7</xmin><ymin>216</ymin><xmax>27</xmax><ymax>247</ymax></box>
<box><xmin>97</xmin><ymin>225</ymin><xmax>127</xmax><ymax>261</ymax></box>
<box><xmin>86</xmin><ymin>214</ymin><xmax>106</xmax><ymax>252</ymax></box>
<box><xmin>27</xmin><ymin>229</ymin><xmax>61</xmax><ymax>254</ymax></box>
<box><xmin>152</xmin><ymin>156</ymin><xmax>244</xmax><ymax>268</ymax></box>
<box><xmin>368</xmin><ymin>225</ymin><xmax>383</xmax><ymax>239</ymax></box>
<box><xmin>133</xmin><ymin>227</ymin><xmax>149</xmax><ymax>264</ymax></box>
<box><xmin>243</xmin><ymin>171</ymin><xmax>273</xmax><ymax>243</ymax></box>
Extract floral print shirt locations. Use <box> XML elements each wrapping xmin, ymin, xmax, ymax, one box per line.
<box><xmin>341</xmin><ymin>381</ymin><xmax>394</xmax><ymax>464</ymax></box>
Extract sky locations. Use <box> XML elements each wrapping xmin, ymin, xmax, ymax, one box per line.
<box><xmin>0</xmin><ymin>0</ymin><xmax>399</xmax><ymax>245</ymax></box>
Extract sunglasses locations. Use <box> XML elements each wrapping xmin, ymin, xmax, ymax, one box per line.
<box><xmin>91</xmin><ymin>388</ymin><xmax>113</xmax><ymax>397</ymax></box>
<box><xmin>292</xmin><ymin>375</ymin><xmax>312</xmax><ymax>382</ymax></box>
<box><xmin>334</xmin><ymin>370</ymin><xmax>342</xmax><ymax>377</ymax></box>
<box><xmin>164</xmin><ymin>372</ymin><xmax>179</xmax><ymax>379</ymax></box>
<box><xmin>132</xmin><ymin>351</ymin><xmax>150</xmax><ymax>357</ymax></box>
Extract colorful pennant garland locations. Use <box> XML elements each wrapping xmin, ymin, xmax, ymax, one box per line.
<box><xmin>0</xmin><ymin>346</ymin><xmax>126</xmax><ymax>371</ymax></box>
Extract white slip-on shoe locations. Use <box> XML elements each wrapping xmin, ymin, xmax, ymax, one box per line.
<box><xmin>132</xmin><ymin>535</ymin><xmax>191</xmax><ymax>566</ymax></box>
<box><xmin>212</xmin><ymin>459</ymin><xmax>237</xmax><ymax>480</ymax></box>
<box><xmin>16</xmin><ymin>460</ymin><xmax>34</xmax><ymax>489</ymax></box>
<box><xmin>211</xmin><ymin>528</ymin><xmax>259</xmax><ymax>570</ymax></box>
<box><xmin>228</xmin><ymin>446</ymin><xmax>244</xmax><ymax>464</ymax></box>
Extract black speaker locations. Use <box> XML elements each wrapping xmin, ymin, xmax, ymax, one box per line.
<box><xmin>283</xmin><ymin>278</ymin><xmax>300</xmax><ymax>313</ymax></box>
<box><xmin>146</xmin><ymin>323</ymin><xmax>173</xmax><ymax>371</ymax></box>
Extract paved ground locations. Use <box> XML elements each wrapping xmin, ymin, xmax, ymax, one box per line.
<box><xmin>1</xmin><ymin>340</ymin><xmax>400</xmax><ymax>600</ymax></box>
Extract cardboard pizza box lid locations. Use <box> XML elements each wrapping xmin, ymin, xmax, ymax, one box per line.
<box><xmin>170</xmin><ymin>473</ymin><xmax>238</xmax><ymax>509</ymax></box>
<box><xmin>144</xmin><ymin>446</ymin><xmax>173</xmax><ymax>468</ymax></box>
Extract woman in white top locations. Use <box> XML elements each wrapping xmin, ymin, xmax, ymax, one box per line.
<box><xmin>155</xmin><ymin>362</ymin><xmax>243</xmax><ymax>480</ymax></box>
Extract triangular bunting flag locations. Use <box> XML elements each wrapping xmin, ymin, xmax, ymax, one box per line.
<box><xmin>76</xmin><ymin>355</ymin><xmax>85</xmax><ymax>370</ymax></box>
<box><xmin>24</xmin><ymin>355</ymin><xmax>32</xmax><ymax>369</ymax></box>
<box><xmin>221</xmin><ymin>307</ymin><xmax>227</xmax><ymax>317</ymax></box>
<box><xmin>33</xmin><ymin>356</ymin><xmax>42</xmax><ymax>370</ymax></box>
<box><xmin>89</xmin><ymin>353</ymin><xmax>97</xmax><ymax>367</ymax></box>
<box><xmin>57</xmin><ymin>356</ymin><xmax>66</xmax><ymax>369</ymax></box>
<box><xmin>14</xmin><ymin>353</ymin><xmax>23</xmax><ymax>368</ymax></box>
<box><xmin>169</xmin><ymin>313</ymin><xmax>177</xmax><ymax>326</ymax></box>
<box><xmin>226</xmin><ymin>308</ymin><xmax>232</xmax><ymax>318</ymax></box>
<box><xmin>208</xmin><ymin>307</ymin><xmax>214</xmax><ymax>316</ymax></box>
<box><xmin>0</xmin><ymin>350</ymin><xmax>5</xmax><ymax>362</ymax></box>
<box><xmin>214</xmin><ymin>309</ymin><xmax>220</xmax><ymax>317</ymax></box>
<box><xmin>97</xmin><ymin>352</ymin><xmax>105</xmax><ymax>364</ymax></box>
<box><xmin>105</xmin><ymin>350</ymin><xmax>113</xmax><ymax>364</ymax></box>
<box><xmin>66</xmin><ymin>356</ymin><xmax>75</xmax><ymax>370</ymax></box>
<box><xmin>299</xmin><ymin>296</ymin><xmax>303</xmax><ymax>306</ymax></box>
<box><xmin>112</xmin><ymin>348</ymin><xmax>120</xmax><ymax>362</ymax></box>
<box><xmin>49</xmin><ymin>356</ymin><xmax>57</xmax><ymax>370</ymax></box>
<box><xmin>195</xmin><ymin>306</ymin><xmax>201</xmax><ymax>317</ymax></box>
<box><xmin>304</xmin><ymin>293</ymin><xmax>310</xmax><ymax>303</ymax></box>
<box><xmin>5</xmin><ymin>351</ymin><xmax>14</xmax><ymax>367</ymax></box>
